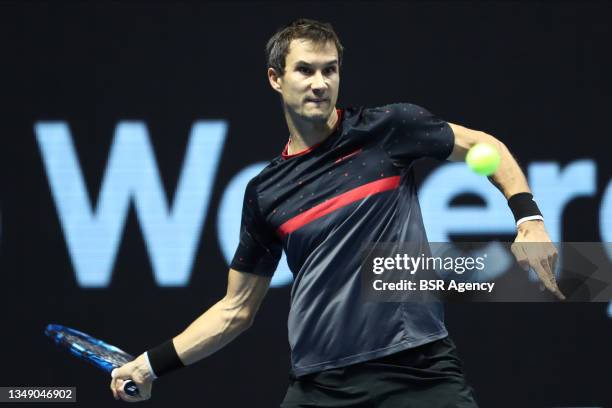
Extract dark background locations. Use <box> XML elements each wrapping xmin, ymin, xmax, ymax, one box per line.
<box><xmin>1</xmin><ymin>1</ymin><xmax>611</xmax><ymax>407</ymax></box>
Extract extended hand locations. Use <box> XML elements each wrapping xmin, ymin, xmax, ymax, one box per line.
<box><xmin>110</xmin><ymin>354</ymin><xmax>154</xmax><ymax>402</ymax></box>
<box><xmin>511</xmin><ymin>220</ymin><xmax>566</xmax><ymax>300</ymax></box>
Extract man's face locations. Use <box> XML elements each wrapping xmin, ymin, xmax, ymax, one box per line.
<box><xmin>269</xmin><ymin>39</ymin><xmax>340</xmax><ymax>122</ymax></box>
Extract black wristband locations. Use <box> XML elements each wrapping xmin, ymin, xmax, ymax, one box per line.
<box><xmin>146</xmin><ymin>339</ymin><xmax>185</xmax><ymax>378</ymax></box>
<box><xmin>507</xmin><ymin>192</ymin><xmax>543</xmax><ymax>224</ymax></box>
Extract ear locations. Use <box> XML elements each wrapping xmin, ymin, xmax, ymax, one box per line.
<box><xmin>268</xmin><ymin>67</ymin><xmax>283</xmax><ymax>94</ymax></box>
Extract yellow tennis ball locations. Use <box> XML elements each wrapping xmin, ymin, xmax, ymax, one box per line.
<box><xmin>466</xmin><ymin>143</ymin><xmax>501</xmax><ymax>176</ymax></box>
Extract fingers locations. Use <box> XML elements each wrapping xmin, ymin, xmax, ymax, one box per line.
<box><xmin>549</xmin><ymin>250</ymin><xmax>558</xmax><ymax>275</ymax></box>
<box><xmin>538</xmin><ymin>246</ymin><xmax>565</xmax><ymax>300</ymax></box>
<box><xmin>110</xmin><ymin>376</ymin><xmax>120</xmax><ymax>400</ymax></box>
<box><xmin>110</xmin><ymin>364</ymin><xmax>152</xmax><ymax>402</ymax></box>
<box><xmin>112</xmin><ymin>378</ymin><xmax>150</xmax><ymax>403</ymax></box>
<box><xmin>513</xmin><ymin>242</ymin><xmax>565</xmax><ymax>300</ymax></box>
<box><xmin>511</xmin><ymin>244</ymin><xmax>530</xmax><ymax>271</ymax></box>
<box><xmin>116</xmin><ymin>382</ymin><xmax>139</xmax><ymax>403</ymax></box>
<box><xmin>531</xmin><ymin>255</ymin><xmax>565</xmax><ymax>301</ymax></box>
<box><xmin>110</xmin><ymin>369</ymin><xmax>128</xmax><ymax>401</ymax></box>
<box><xmin>550</xmin><ymin>286</ymin><xmax>566</xmax><ymax>301</ymax></box>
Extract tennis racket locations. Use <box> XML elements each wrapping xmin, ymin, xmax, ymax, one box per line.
<box><xmin>44</xmin><ymin>324</ymin><xmax>139</xmax><ymax>396</ymax></box>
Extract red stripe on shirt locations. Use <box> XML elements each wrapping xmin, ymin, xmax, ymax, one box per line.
<box><xmin>334</xmin><ymin>148</ymin><xmax>362</xmax><ymax>164</ymax></box>
<box><xmin>278</xmin><ymin>176</ymin><xmax>401</xmax><ymax>237</ymax></box>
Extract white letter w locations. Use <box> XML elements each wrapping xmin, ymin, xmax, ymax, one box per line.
<box><xmin>35</xmin><ymin>121</ymin><xmax>226</xmax><ymax>287</ymax></box>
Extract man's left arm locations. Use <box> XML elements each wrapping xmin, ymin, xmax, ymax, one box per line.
<box><xmin>447</xmin><ymin>123</ymin><xmax>565</xmax><ymax>300</ymax></box>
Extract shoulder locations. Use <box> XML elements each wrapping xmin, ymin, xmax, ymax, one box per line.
<box><xmin>379</xmin><ymin>102</ymin><xmax>431</xmax><ymax>120</ymax></box>
<box><xmin>244</xmin><ymin>157</ymin><xmax>282</xmax><ymax>194</ymax></box>
<box><xmin>349</xmin><ymin>103</ymin><xmax>431</xmax><ymax>125</ymax></box>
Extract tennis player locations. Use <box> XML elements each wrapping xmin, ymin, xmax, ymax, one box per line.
<box><xmin>111</xmin><ymin>19</ymin><xmax>564</xmax><ymax>406</ymax></box>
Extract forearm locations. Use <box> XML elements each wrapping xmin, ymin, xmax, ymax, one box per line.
<box><xmin>113</xmin><ymin>270</ymin><xmax>269</xmax><ymax>391</ymax></box>
<box><xmin>172</xmin><ymin>298</ymin><xmax>252</xmax><ymax>365</ymax></box>
<box><xmin>111</xmin><ymin>297</ymin><xmax>254</xmax><ymax>400</ymax></box>
<box><xmin>469</xmin><ymin>133</ymin><xmax>547</xmax><ymax>231</ymax></box>
<box><xmin>448</xmin><ymin>124</ymin><xmax>531</xmax><ymax>199</ymax></box>
<box><xmin>486</xmin><ymin>137</ymin><xmax>531</xmax><ymax>199</ymax></box>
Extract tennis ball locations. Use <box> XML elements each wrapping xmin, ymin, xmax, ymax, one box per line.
<box><xmin>466</xmin><ymin>143</ymin><xmax>501</xmax><ymax>176</ymax></box>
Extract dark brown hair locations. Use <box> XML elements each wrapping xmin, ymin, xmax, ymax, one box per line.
<box><xmin>266</xmin><ymin>18</ymin><xmax>343</xmax><ymax>76</ymax></box>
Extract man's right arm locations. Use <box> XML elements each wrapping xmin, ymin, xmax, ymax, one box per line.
<box><xmin>173</xmin><ymin>268</ymin><xmax>271</xmax><ymax>364</ymax></box>
<box><xmin>110</xmin><ymin>268</ymin><xmax>271</xmax><ymax>401</ymax></box>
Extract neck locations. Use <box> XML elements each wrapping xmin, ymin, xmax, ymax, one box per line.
<box><xmin>285</xmin><ymin>108</ymin><xmax>339</xmax><ymax>155</ymax></box>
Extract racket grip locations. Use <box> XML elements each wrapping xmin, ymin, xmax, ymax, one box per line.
<box><xmin>123</xmin><ymin>380</ymin><xmax>139</xmax><ymax>397</ymax></box>
<box><xmin>112</xmin><ymin>370</ymin><xmax>140</xmax><ymax>397</ymax></box>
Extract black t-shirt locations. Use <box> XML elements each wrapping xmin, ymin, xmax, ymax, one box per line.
<box><xmin>231</xmin><ymin>103</ymin><xmax>455</xmax><ymax>376</ymax></box>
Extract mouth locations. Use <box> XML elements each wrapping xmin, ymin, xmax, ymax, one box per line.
<box><xmin>305</xmin><ymin>98</ymin><xmax>329</xmax><ymax>104</ymax></box>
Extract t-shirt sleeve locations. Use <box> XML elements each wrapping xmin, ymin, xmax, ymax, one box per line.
<box><xmin>230</xmin><ymin>178</ymin><xmax>282</xmax><ymax>277</ymax></box>
<box><xmin>383</xmin><ymin>103</ymin><xmax>455</xmax><ymax>165</ymax></box>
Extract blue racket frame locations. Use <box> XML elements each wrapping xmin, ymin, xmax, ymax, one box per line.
<box><xmin>45</xmin><ymin>324</ymin><xmax>140</xmax><ymax>396</ymax></box>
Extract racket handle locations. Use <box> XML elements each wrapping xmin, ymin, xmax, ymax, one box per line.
<box><xmin>123</xmin><ymin>380</ymin><xmax>139</xmax><ymax>397</ymax></box>
<box><xmin>111</xmin><ymin>370</ymin><xmax>140</xmax><ymax>397</ymax></box>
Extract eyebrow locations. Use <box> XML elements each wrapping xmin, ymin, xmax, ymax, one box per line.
<box><xmin>294</xmin><ymin>59</ymin><xmax>338</xmax><ymax>66</ymax></box>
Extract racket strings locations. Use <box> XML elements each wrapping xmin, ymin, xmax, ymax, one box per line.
<box><xmin>62</xmin><ymin>333</ymin><xmax>132</xmax><ymax>367</ymax></box>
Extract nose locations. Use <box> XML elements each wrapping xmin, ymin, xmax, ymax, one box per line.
<box><xmin>311</xmin><ymin>71</ymin><xmax>328</xmax><ymax>95</ymax></box>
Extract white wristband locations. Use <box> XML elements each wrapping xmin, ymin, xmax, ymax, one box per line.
<box><xmin>144</xmin><ymin>351</ymin><xmax>158</xmax><ymax>380</ymax></box>
<box><xmin>516</xmin><ymin>215</ymin><xmax>544</xmax><ymax>227</ymax></box>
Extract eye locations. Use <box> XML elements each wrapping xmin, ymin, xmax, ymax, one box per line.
<box><xmin>324</xmin><ymin>66</ymin><xmax>337</xmax><ymax>75</ymax></box>
<box><xmin>297</xmin><ymin>66</ymin><xmax>312</xmax><ymax>75</ymax></box>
